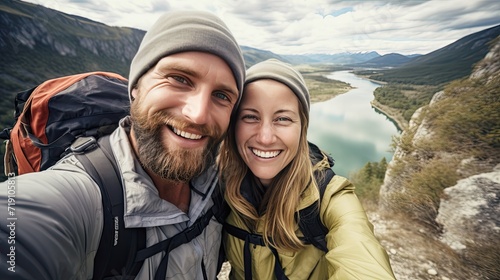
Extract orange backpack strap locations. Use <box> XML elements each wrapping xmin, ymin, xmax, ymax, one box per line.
<box><xmin>3</xmin><ymin>140</ymin><xmax>15</xmax><ymax>175</ymax></box>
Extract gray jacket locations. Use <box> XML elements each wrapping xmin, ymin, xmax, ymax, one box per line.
<box><xmin>0</xmin><ymin>117</ymin><xmax>222</xmax><ymax>279</ymax></box>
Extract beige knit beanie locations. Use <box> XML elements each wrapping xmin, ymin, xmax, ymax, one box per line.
<box><xmin>245</xmin><ymin>59</ymin><xmax>310</xmax><ymax>119</ymax></box>
<box><xmin>128</xmin><ymin>10</ymin><xmax>245</xmax><ymax>104</ymax></box>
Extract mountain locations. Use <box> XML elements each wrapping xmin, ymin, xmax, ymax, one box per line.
<box><xmin>282</xmin><ymin>51</ymin><xmax>381</xmax><ymax>65</ymax></box>
<box><xmin>370</xmin><ymin>24</ymin><xmax>500</xmax><ymax>85</ymax></box>
<box><xmin>0</xmin><ymin>1</ymin><xmax>287</xmax><ymax>92</ymax></box>
<box><xmin>0</xmin><ymin>0</ymin><xmax>383</xmax><ymax>99</ymax></box>
<box><xmin>1</xmin><ymin>0</ymin><xmax>498</xmax><ymax>123</ymax></box>
<box><xmin>240</xmin><ymin>46</ymin><xmax>289</xmax><ymax>67</ymax></box>
<box><xmin>0</xmin><ymin>0</ymin><xmax>145</xmax><ymax>96</ymax></box>
<box><xmin>352</xmin><ymin>53</ymin><xmax>416</xmax><ymax>68</ymax></box>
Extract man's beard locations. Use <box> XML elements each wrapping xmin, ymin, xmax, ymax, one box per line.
<box><xmin>130</xmin><ymin>100</ymin><xmax>224</xmax><ymax>183</ymax></box>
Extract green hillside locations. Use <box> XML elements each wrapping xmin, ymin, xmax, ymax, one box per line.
<box><xmin>365</xmin><ymin>24</ymin><xmax>500</xmax><ymax>85</ymax></box>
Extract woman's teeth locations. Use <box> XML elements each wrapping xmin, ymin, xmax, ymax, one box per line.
<box><xmin>252</xmin><ymin>148</ymin><xmax>280</xmax><ymax>158</ymax></box>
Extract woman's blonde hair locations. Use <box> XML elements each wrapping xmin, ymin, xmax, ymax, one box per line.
<box><xmin>218</xmin><ymin>98</ymin><xmax>317</xmax><ymax>252</ymax></box>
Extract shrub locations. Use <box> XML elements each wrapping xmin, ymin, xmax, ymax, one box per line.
<box><xmin>351</xmin><ymin>157</ymin><xmax>388</xmax><ymax>210</ymax></box>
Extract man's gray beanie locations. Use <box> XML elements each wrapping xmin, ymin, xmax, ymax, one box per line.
<box><xmin>245</xmin><ymin>59</ymin><xmax>310</xmax><ymax>118</ymax></box>
<box><xmin>128</xmin><ymin>10</ymin><xmax>245</xmax><ymax>104</ymax></box>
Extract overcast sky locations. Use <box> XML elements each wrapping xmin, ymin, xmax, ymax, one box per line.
<box><xmin>23</xmin><ymin>0</ymin><xmax>500</xmax><ymax>55</ymax></box>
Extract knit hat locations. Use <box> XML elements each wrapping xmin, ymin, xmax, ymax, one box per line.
<box><xmin>128</xmin><ymin>10</ymin><xmax>245</xmax><ymax>103</ymax></box>
<box><xmin>245</xmin><ymin>59</ymin><xmax>310</xmax><ymax>118</ymax></box>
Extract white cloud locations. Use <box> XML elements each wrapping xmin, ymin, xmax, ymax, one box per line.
<box><xmin>23</xmin><ymin>0</ymin><xmax>500</xmax><ymax>55</ymax></box>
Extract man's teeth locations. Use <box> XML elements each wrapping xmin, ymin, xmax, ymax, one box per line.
<box><xmin>252</xmin><ymin>149</ymin><xmax>280</xmax><ymax>158</ymax></box>
<box><xmin>172</xmin><ymin>127</ymin><xmax>202</xmax><ymax>140</ymax></box>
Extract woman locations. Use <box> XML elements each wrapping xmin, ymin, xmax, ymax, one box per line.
<box><xmin>218</xmin><ymin>59</ymin><xmax>395</xmax><ymax>279</ymax></box>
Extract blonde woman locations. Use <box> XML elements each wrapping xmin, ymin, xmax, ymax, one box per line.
<box><xmin>218</xmin><ymin>59</ymin><xmax>395</xmax><ymax>279</ymax></box>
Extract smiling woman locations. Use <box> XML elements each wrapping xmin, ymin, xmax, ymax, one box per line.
<box><xmin>218</xmin><ymin>59</ymin><xmax>396</xmax><ymax>279</ymax></box>
<box><xmin>235</xmin><ymin>79</ymin><xmax>302</xmax><ymax>186</ymax></box>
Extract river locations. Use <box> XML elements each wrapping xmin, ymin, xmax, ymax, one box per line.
<box><xmin>307</xmin><ymin>70</ymin><xmax>400</xmax><ymax>178</ymax></box>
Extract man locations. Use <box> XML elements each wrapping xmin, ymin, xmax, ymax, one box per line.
<box><xmin>0</xmin><ymin>10</ymin><xmax>245</xmax><ymax>279</ymax></box>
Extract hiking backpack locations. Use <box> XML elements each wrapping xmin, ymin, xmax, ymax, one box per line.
<box><xmin>223</xmin><ymin>142</ymin><xmax>335</xmax><ymax>280</ymax></box>
<box><xmin>0</xmin><ymin>72</ymin><xmax>226</xmax><ymax>279</ymax></box>
<box><xmin>0</xmin><ymin>71</ymin><xmax>130</xmax><ymax>175</ymax></box>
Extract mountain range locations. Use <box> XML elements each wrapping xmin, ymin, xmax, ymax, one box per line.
<box><xmin>2</xmin><ymin>0</ymin><xmax>499</xmax><ymax>95</ymax></box>
<box><xmin>1</xmin><ymin>0</ymin><xmax>499</xmax><ymax>111</ymax></box>
<box><xmin>369</xmin><ymin>24</ymin><xmax>500</xmax><ymax>84</ymax></box>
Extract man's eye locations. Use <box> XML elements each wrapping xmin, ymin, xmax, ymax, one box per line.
<box><xmin>214</xmin><ymin>91</ymin><xmax>230</xmax><ymax>101</ymax></box>
<box><xmin>169</xmin><ymin>76</ymin><xmax>188</xmax><ymax>84</ymax></box>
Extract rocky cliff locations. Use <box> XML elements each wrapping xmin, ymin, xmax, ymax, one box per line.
<box><xmin>379</xmin><ymin>37</ymin><xmax>500</xmax><ymax>278</ymax></box>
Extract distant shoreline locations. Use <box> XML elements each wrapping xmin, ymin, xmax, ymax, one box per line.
<box><xmin>370</xmin><ymin>100</ymin><xmax>408</xmax><ymax>132</ymax></box>
<box><xmin>308</xmin><ymin>71</ymin><xmax>408</xmax><ymax>132</ymax></box>
<box><xmin>352</xmin><ymin>73</ymin><xmax>408</xmax><ymax>132</ymax></box>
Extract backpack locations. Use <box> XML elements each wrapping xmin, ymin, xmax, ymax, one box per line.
<box><xmin>0</xmin><ymin>72</ymin><xmax>227</xmax><ymax>279</ymax></box>
<box><xmin>0</xmin><ymin>71</ymin><xmax>130</xmax><ymax>175</ymax></box>
<box><xmin>223</xmin><ymin>142</ymin><xmax>335</xmax><ymax>280</ymax></box>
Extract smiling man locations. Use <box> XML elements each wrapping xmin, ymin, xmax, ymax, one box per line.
<box><xmin>129</xmin><ymin>52</ymin><xmax>239</xmax><ymax>213</ymax></box>
<box><xmin>0</xmin><ymin>10</ymin><xmax>245</xmax><ymax>280</ymax></box>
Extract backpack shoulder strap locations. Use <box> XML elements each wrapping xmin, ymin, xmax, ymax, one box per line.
<box><xmin>211</xmin><ymin>186</ymin><xmax>230</xmax><ymax>224</ymax></box>
<box><xmin>210</xmin><ymin>185</ymin><xmax>231</xmax><ymax>272</ymax></box>
<box><xmin>74</xmin><ymin>135</ymin><xmax>146</xmax><ymax>279</ymax></box>
<box><xmin>133</xmin><ymin>206</ymin><xmax>215</xmax><ymax>280</ymax></box>
<box><xmin>297</xmin><ymin>167</ymin><xmax>335</xmax><ymax>253</ymax></box>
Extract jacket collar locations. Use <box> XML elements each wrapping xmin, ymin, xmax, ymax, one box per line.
<box><xmin>110</xmin><ymin>116</ymin><xmax>218</xmax><ymax>228</ymax></box>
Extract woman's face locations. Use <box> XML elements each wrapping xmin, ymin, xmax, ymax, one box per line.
<box><xmin>235</xmin><ymin>79</ymin><xmax>302</xmax><ymax>186</ymax></box>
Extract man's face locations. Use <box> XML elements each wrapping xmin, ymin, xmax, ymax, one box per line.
<box><xmin>130</xmin><ymin>51</ymin><xmax>238</xmax><ymax>183</ymax></box>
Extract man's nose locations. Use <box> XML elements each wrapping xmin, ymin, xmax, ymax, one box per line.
<box><xmin>182</xmin><ymin>91</ymin><xmax>210</xmax><ymax>124</ymax></box>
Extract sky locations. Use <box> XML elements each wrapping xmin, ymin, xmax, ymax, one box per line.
<box><xmin>22</xmin><ymin>0</ymin><xmax>500</xmax><ymax>56</ymax></box>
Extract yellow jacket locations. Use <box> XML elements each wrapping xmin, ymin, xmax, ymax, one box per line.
<box><xmin>223</xmin><ymin>155</ymin><xmax>396</xmax><ymax>279</ymax></box>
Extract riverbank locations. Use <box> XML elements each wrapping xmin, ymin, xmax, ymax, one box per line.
<box><xmin>353</xmin><ymin>73</ymin><xmax>408</xmax><ymax>132</ymax></box>
<box><xmin>305</xmin><ymin>74</ymin><xmax>353</xmax><ymax>103</ymax></box>
<box><xmin>370</xmin><ymin>99</ymin><xmax>408</xmax><ymax>132</ymax></box>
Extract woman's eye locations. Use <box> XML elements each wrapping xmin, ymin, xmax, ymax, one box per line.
<box><xmin>276</xmin><ymin>116</ymin><xmax>292</xmax><ymax>122</ymax></box>
<box><xmin>241</xmin><ymin>114</ymin><xmax>258</xmax><ymax>121</ymax></box>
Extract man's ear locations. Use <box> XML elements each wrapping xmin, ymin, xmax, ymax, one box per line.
<box><xmin>131</xmin><ymin>88</ymin><xmax>138</xmax><ymax>101</ymax></box>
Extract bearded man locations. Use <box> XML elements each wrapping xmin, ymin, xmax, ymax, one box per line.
<box><xmin>0</xmin><ymin>10</ymin><xmax>245</xmax><ymax>280</ymax></box>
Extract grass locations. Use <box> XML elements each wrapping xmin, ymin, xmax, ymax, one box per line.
<box><xmin>297</xmin><ymin>64</ymin><xmax>353</xmax><ymax>103</ymax></box>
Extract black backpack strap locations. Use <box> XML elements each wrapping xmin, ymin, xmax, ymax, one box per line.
<box><xmin>294</xmin><ymin>142</ymin><xmax>336</xmax><ymax>253</ymax></box>
<box><xmin>211</xmin><ymin>186</ymin><xmax>231</xmax><ymax>272</ymax></box>
<box><xmin>224</xmin><ymin>223</ymin><xmax>263</xmax><ymax>280</ymax></box>
<box><xmin>131</xmin><ymin>208</ymin><xmax>214</xmax><ymax>280</ymax></box>
<box><xmin>269</xmin><ymin>246</ymin><xmax>289</xmax><ymax>280</ymax></box>
<box><xmin>74</xmin><ymin>136</ymin><xmax>146</xmax><ymax>279</ymax></box>
<box><xmin>211</xmin><ymin>186</ymin><xmax>230</xmax><ymax>224</ymax></box>
<box><xmin>297</xmin><ymin>167</ymin><xmax>335</xmax><ymax>253</ymax></box>
<box><xmin>224</xmin><ymin>223</ymin><xmax>289</xmax><ymax>280</ymax></box>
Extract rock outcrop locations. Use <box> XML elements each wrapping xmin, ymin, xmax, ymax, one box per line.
<box><xmin>379</xmin><ymin>36</ymin><xmax>500</xmax><ymax>278</ymax></box>
<box><xmin>436</xmin><ymin>166</ymin><xmax>500</xmax><ymax>251</ymax></box>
